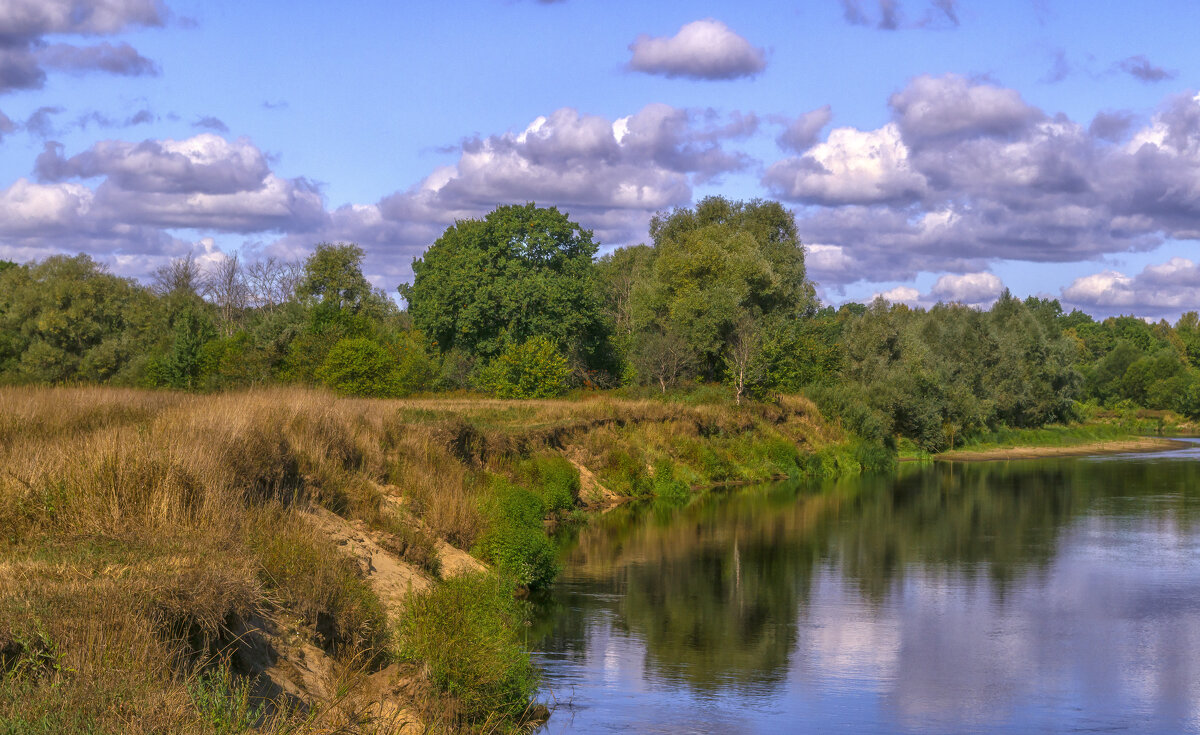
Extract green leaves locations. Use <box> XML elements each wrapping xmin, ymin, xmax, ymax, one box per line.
<box><xmin>474</xmin><ymin>336</ymin><xmax>570</xmax><ymax>399</ymax></box>
<box><xmin>402</xmin><ymin>203</ymin><xmax>607</xmax><ymax>367</ymax></box>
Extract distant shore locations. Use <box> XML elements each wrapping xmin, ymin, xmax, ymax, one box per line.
<box><xmin>932</xmin><ymin>436</ymin><xmax>1190</xmax><ymax>462</ymax></box>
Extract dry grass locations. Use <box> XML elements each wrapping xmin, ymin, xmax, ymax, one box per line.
<box><xmin>0</xmin><ymin>385</ymin><xmax>850</xmax><ymax>733</ymax></box>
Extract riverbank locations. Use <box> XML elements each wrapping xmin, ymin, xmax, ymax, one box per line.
<box><xmin>933</xmin><ymin>436</ymin><xmax>1188</xmax><ymax>461</ymax></box>
<box><xmin>0</xmin><ymin>385</ymin><xmax>882</xmax><ymax>734</ymax></box>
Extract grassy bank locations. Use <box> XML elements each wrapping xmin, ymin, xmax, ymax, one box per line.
<box><xmin>893</xmin><ymin>420</ymin><xmax>1189</xmax><ymax>462</ymax></box>
<box><xmin>0</xmin><ymin>386</ymin><xmax>881</xmax><ymax>734</ymax></box>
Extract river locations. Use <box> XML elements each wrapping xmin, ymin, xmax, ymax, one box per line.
<box><xmin>531</xmin><ymin>440</ymin><xmax>1200</xmax><ymax>734</ymax></box>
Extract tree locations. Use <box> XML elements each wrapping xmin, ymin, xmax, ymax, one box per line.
<box><xmin>0</xmin><ymin>255</ymin><xmax>154</xmax><ymax>384</ymax></box>
<box><xmin>401</xmin><ymin>203</ymin><xmax>609</xmax><ymax>370</ymax></box>
<box><xmin>638</xmin><ymin>196</ymin><xmax>816</xmax><ymax>382</ymax></box>
<box><xmin>298</xmin><ymin>243</ymin><xmax>381</xmax><ymax>314</ymax></box>
<box><xmin>632</xmin><ymin>327</ymin><xmax>697</xmax><ymax>393</ymax></box>
<box><xmin>724</xmin><ymin>314</ymin><xmax>764</xmax><ymax>405</ymax></box>
<box><xmin>206</xmin><ymin>254</ymin><xmax>249</xmax><ymax>336</ymax></box>
<box><xmin>283</xmin><ymin>243</ymin><xmax>399</xmax><ymax>383</ymax></box>
<box><xmin>153</xmin><ymin>252</ymin><xmax>207</xmax><ymax>297</ymax></box>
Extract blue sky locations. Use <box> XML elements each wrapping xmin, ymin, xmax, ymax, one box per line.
<box><xmin>1</xmin><ymin>0</ymin><xmax>1198</xmax><ymax>318</ymax></box>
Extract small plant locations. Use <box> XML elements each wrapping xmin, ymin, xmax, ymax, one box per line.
<box><xmin>650</xmin><ymin>457</ymin><xmax>690</xmax><ymax>501</ymax></box>
<box><xmin>398</xmin><ymin>573</ymin><xmax>539</xmax><ymax>726</ymax></box>
<box><xmin>188</xmin><ymin>663</ymin><xmax>265</xmax><ymax>734</ymax></box>
<box><xmin>518</xmin><ymin>455</ymin><xmax>580</xmax><ymax>514</ymax></box>
<box><xmin>475</xmin><ymin>479</ymin><xmax>559</xmax><ymax>590</ymax></box>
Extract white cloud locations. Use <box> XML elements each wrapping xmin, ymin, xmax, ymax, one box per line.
<box><xmin>873</xmin><ymin>285</ymin><xmax>921</xmax><ymax>304</ymax></box>
<box><xmin>929</xmin><ymin>271</ymin><xmax>1004</xmax><ymax>304</ymax></box>
<box><xmin>1063</xmin><ymin>257</ymin><xmax>1200</xmax><ymax>315</ymax></box>
<box><xmin>765</xmin><ymin>123</ymin><xmax>927</xmax><ymax>205</ymax></box>
<box><xmin>628</xmin><ymin>19</ymin><xmax>766</xmax><ymax>80</ymax></box>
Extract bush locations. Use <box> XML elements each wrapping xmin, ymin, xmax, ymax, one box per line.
<box><xmin>475</xmin><ymin>480</ymin><xmax>559</xmax><ymax>590</ymax></box>
<box><xmin>316</xmin><ymin>337</ymin><xmax>400</xmax><ymax>397</ymax></box>
<box><xmin>474</xmin><ymin>336</ymin><xmax>569</xmax><ymax>399</ymax></box>
<box><xmin>399</xmin><ymin>573</ymin><xmax>539</xmax><ymax>725</ymax></box>
<box><xmin>650</xmin><ymin>457</ymin><xmax>690</xmax><ymax>500</ymax></box>
<box><xmin>518</xmin><ymin>455</ymin><xmax>580</xmax><ymax>513</ymax></box>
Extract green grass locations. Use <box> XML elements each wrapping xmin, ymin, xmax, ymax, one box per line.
<box><xmin>924</xmin><ymin>422</ymin><xmax>1148</xmax><ymax>458</ymax></box>
<box><xmin>398</xmin><ymin>573</ymin><xmax>540</xmax><ymax>729</ymax></box>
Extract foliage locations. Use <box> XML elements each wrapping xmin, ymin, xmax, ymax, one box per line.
<box><xmin>474</xmin><ymin>336</ymin><xmax>570</xmax><ymax>399</ymax></box>
<box><xmin>475</xmin><ymin>479</ymin><xmax>559</xmax><ymax>589</ymax></box>
<box><xmin>316</xmin><ymin>337</ymin><xmax>402</xmax><ymax>397</ymax></box>
<box><xmin>517</xmin><ymin>455</ymin><xmax>581</xmax><ymax>513</ymax></box>
<box><xmin>402</xmin><ymin>203</ymin><xmax>609</xmax><ymax>369</ymax></box>
<box><xmin>187</xmin><ymin>664</ymin><xmax>265</xmax><ymax>735</ymax></box>
<box><xmin>398</xmin><ymin>573</ymin><xmax>539</xmax><ymax>725</ymax></box>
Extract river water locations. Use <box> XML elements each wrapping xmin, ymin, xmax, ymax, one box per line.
<box><xmin>531</xmin><ymin>440</ymin><xmax>1200</xmax><ymax>734</ymax></box>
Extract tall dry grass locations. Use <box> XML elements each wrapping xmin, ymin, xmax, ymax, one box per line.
<box><xmin>0</xmin><ymin>385</ymin><xmax>849</xmax><ymax>733</ymax></box>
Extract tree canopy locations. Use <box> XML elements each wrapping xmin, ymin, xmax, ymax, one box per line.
<box><xmin>400</xmin><ymin>203</ymin><xmax>608</xmax><ymax>369</ymax></box>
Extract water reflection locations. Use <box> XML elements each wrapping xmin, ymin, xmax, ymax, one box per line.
<box><xmin>533</xmin><ymin>452</ymin><xmax>1200</xmax><ymax>734</ymax></box>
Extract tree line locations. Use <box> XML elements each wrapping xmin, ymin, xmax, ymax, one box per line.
<box><xmin>2</xmin><ymin>197</ymin><xmax>1198</xmax><ymax>450</ymax></box>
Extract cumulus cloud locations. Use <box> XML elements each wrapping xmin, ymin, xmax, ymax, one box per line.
<box><xmin>37</xmin><ymin>134</ymin><xmax>273</xmax><ymax>195</ymax></box>
<box><xmin>628</xmin><ymin>19</ymin><xmax>766</xmax><ymax>81</ymax></box>
<box><xmin>2</xmin><ymin>103</ymin><xmax>756</xmax><ymax>285</ymax></box>
<box><xmin>1063</xmin><ymin>257</ymin><xmax>1200</xmax><ymax>315</ymax></box>
<box><xmin>776</xmin><ymin>105</ymin><xmax>832</xmax><ymax>153</ymax></box>
<box><xmin>890</xmin><ymin>74</ymin><xmax>1041</xmax><ymax>147</ymax></box>
<box><xmin>929</xmin><ymin>271</ymin><xmax>1004</xmax><ymax>304</ymax></box>
<box><xmin>764</xmin><ymin>123</ymin><xmax>927</xmax><ymax>205</ymax></box>
<box><xmin>1089</xmin><ymin>110</ymin><xmax>1135</xmax><ymax>142</ymax></box>
<box><xmin>869</xmin><ymin>272</ymin><xmax>1005</xmax><ymax>309</ymax></box>
<box><xmin>262</xmin><ymin>104</ymin><xmax>757</xmax><ymax>283</ymax></box>
<box><xmin>0</xmin><ymin>132</ymin><xmax>326</xmax><ymax>271</ymax></box>
<box><xmin>764</xmin><ymin>76</ymin><xmax>1200</xmax><ymax>287</ymax></box>
<box><xmin>1117</xmin><ymin>55</ymin><xmax>1177</xmax><ymax>84</ymax></box>
<box><xmin>873</xmin><ymin>285</ymin><xmax>921</xmax><ymax>303</ymax></box>
<box><xmin>0</xmin><ymin>0</ymin><xmax>164</xmax><ymax>93</ymax></box>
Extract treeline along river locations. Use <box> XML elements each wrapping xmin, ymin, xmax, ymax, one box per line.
<box><xmin>531</xmin><ymin>442</ymin><xmax>1200</xmax><ymax>734</ymax></box>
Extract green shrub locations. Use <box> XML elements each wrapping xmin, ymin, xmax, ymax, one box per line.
<box><xmin>389</xmin><ymin>332</ymin><xmax>437</xmax><ymax>396</ymax></box>
<box><xmin>316</xmin><ymin>337</ymin><xmax>400</xmax><ymax>397</ymax></box>
<box><xmin>475</xmin><ymin>480</ymin><xmax>558</xmax><ymax>589</ymax></box>
<box><xmin>474</xmin><ymin>336</ymin><xmax>569</xmax><ymax>399</ymax></box>
<box><xmin>603</xmin><ymin>447</ymin><xmax>652</xmax><ymax>496</ymax></box>
<box><xmin>399</xmin><ymin>573</ymin><xmax>539</xmax><ymax>725</ymax></box>
<box><xmin>518</xmin><ymin>455</ymin><xmax>580</xmax><ymax>513</ymax></box>
<box><xmin>650</xmin><ymin>458</ymin><xmax>690</xmax><ymax>501</ymax></box>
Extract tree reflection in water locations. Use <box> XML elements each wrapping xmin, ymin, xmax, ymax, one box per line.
<box><xmin>533</xmin><ymin>453</ymin><xmax>1200</xmax><ymax>733</ymax></box>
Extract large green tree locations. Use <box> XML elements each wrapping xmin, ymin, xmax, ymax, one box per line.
<box><xmin>400</xmin><ymin>203</ymin><xmax>608</xmax><ymax>370</ymax></box>
<box><xmin>0</xmin><ymin>255</ymin><xmax>155</xmax><ymax>384</ymax></box>
<box><xmin>620</xmin><ymin>196</ymin><xmax>817</xmax><ymax>386</ymax></box>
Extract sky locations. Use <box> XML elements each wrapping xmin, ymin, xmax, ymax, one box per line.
<box><xmin>1</xmin><ymin>0</ymin><xmax>1199</xmax><ymax>319</ymax></box>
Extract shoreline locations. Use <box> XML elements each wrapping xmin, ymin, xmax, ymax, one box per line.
<box><xmin>931</xmin><ymin>436</ymin><xmax>1190</xmax><ymax>462</ymax></box>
